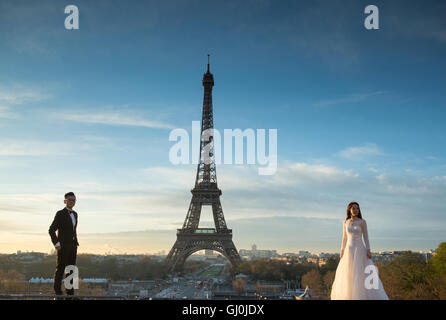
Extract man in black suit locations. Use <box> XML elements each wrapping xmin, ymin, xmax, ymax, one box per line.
<box><xmin>49</xmin><ymin>192</ymin><xmax>79</xmax><ymax>296</ymax></box>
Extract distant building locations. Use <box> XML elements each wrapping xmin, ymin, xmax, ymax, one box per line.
<box><xmin>28</xmin><ymin>277</ymin><xmax>108</xmax><ymax>284</ymax></box>
<box><xmin>203</xmin><ymin>254</ymin><xmax>226</xmax><ymax>264</ymax></box>
<box><xmin>298</xmin><ymin>251</ymin><xmax>311</xmax><ymax>258</ymax></box>
<box><xmin>282</xmin><ymin>252</ymin><xmax>299</xmax><ymax>257</ymax></box>
<box><xmin>82</xmin><ymin>278</ymin><xmax>108</xmax><ymax>283</ymax></box>
<box><xmin>15</xmin><ymin>251</ymin><xmax>45</xmax><ymax>262</ymax></box>
<box><xmin>239</xmin><ymin>246</ymin><xmax>279</xmax><ymax>260</ymax></box>
<box><xmin>272</xmin><ymin>256</ymin><xmax>304</xmax><ymax>265</ymax></box>
<box><xmin>108</xmin><ymin>280</ymin><xmax>157</xmax><ymax>296</ymax></box>
<box><xmin>29</xmin><ymin>277</ymin><xmax>53</xmax><ymax>283</ymax></box>
<box><xmin>188</xmin><ymin>254</ymin><xmax>207</xmax><ymax>262</ymax></box>
<box><xmin>319</xmin><ymin>252</ymin><xmax>336</xmax><ymax>258</ymax></box>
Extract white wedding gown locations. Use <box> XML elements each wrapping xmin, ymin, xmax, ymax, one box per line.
<box><xmin>331</xmin><ymin>219</ymin><xmax>389</xmax><ymax>300</ymax></box>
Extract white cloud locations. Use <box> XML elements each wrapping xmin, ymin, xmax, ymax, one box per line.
<box><xmin>375</xmin><ymin>173</ymin><xmax>446</xmax><ymax>196</ymax></box>
<box><xmin>0</xmin><ymin>105</ymin><xmax>17</xmax><ymax>119</ymax></box>
<box><xmin>0</xmin><ymin>139</ymin><xmax>91</xmax><ymax>156</ymax></box>
<box><xmin>0</xmin><ymin>83</ymin><xmax>52</xmax><ymax>120</ymax></box>
<box><xmin>313</xmin><ymin>91</ymin><xmax>386</xmax><ymax>107</ymax></box>
<box><xmin>52</xmin><ymin>110</ymin><xmax>175</xmax><ymax>129</ymax></box>
<box><xmin>140</xmin><ymin>162</ymin><xmax>360</xmax><ymax>192</ymax></box>
<box><xmin>271</xmin><ymin>162</ymin><xmax>359</xmax><ymax>186</ymax></box>
<box><xmin>141</xmin><ymin>166</ymin><xmax>195</xmax><ymax>190</ymax></box>
<box><xmin>338</xmin><ymin>142</ymin><xmax>382</xmax><ymax>160</ymax></box>
<box><xmin>0</xmin><ymin>83</ymin><xmax>50</xmax><ymax>105</ymax></box>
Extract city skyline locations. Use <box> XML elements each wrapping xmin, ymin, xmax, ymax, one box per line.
<box><xmin>3</xmin><ymin>242</ymin><xmax>438</xmax><ymax>258</ymax></box>
<box><xmin>0</xmin><ymin>0</ymin><xmax>445</xmax><ymax>255</ymax></box>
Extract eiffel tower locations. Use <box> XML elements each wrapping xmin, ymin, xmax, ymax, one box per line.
<box><xmin>165</xmin><ymin>55</ymin><xmax>241</xmax><ymax>273</ymax></box>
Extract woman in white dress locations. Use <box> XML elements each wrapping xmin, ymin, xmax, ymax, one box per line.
<box><xmin>331</xmin><ymin>201</ymin><xmax>389</xmax><ymax>300</ymax></box>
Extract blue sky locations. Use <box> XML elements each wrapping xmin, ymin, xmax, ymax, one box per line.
<box><xmin>0</xmin><ymin>0</ymin><xmax>445</xmax><ymax>255</ymax></box>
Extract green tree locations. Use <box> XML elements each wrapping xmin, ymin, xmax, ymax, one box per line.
<box><xmin>0</xmin><ymin>269</ymin><xmax>26</xmax><ymax>294</ymax></box>
<box><xmin>301</xmin><ymin>269</ymin><xmax>324</xmax><ymax>295</ymax></box>
<box><xmin>431</xmin><ymin>242</ymin><xmax>446</xmax><ymax>275</ymax></box>
<box><xmin>323</xmin><ymin>270</ymin><xmax>335</xmax><ymax>296</ymax></box>
<box><xmin>233</xmin><ymin>278</ymin><xmax>247</xmax><ymax>295</ymax></box>
<box><xmin>321</xmin><ymin>257</ymin><xmax>339</xmax><ymax>273</ymax></box>
<box><xmin>378</xmin><ymin>251</ymin><xmax>443</xmax><ymax>299</ymax></box>
<box><xmin>235</xmin><ymin>261</ymin><xmax>251</xmax><ymax>276</ymax></box>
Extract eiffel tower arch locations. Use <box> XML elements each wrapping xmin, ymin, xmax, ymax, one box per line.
<box><xmin>165</xmin><ymin>56</ymin><xmax>241</xmax><ymax>273</ymax></box>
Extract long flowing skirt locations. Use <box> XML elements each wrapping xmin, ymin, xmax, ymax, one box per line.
<box><xmin>331</xmin><ymin>244</ymin><xmax>389</xmax><ymax>300</ymax></box>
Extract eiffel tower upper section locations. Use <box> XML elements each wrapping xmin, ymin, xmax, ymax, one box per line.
<box><xmin>194</xmin><ymin>54</ymin><xmax>218</xmax><ymax>191</ymax></box>
<box><xmin>179</xmin><ymin>55</ymin><xmax>230</xmax><ymax>233</ymax></box>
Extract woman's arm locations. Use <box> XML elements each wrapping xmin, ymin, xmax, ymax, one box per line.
<box><xmin>361</xmin><ymin>219</ymin><xmax>370</xmax><ymax>250</ymax></box>
<box><xmin>361</xmin><ymin>219</ymin><xmax>372</xmax><ymax>259</ymax></box>
<box><xmin>340</xmin><ymin>220</ymin><xmax>347</xmax><ymax>257</ymax></box>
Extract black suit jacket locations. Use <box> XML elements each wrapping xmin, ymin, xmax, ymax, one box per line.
<box><xmin>49</xmin><ymin>207</ymin><xmax>79</xmax><ymax>246</ymax></box>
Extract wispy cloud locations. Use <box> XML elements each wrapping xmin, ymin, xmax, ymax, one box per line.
<box><xmin>0</xmin><ymin>83</ymin><xmax>52</xmax><ymax>120</ymax></box>
<box><xmin>271</xmin><ymin>162</ymin><xmax>359</xmax><ymax>186</ymax></box>
<box><xmin>0</xmin><ymin>105</ymin><xmax>17</xmax><ymax>119</ymax></box>
<box><xmin>338</xmin><ymin>142</ymin><xmax>382</xmax><ymax>160</ymax></box>
<box><xmin>0</xmin><ymin>83</ymin><xmax>50</xmax><ymax>105</ymax></box>
<box><xmin>141</xmin><ymin>162</ymin><xmax>360</xmax><ymax>192</ymax></box>
<box><xmin>313</xmin><ymin>91</ymin><xmax>386</xmax><ymax>107</ymax></box>
<box><xmin>376</xmin><ymin>173</ymin><xmax>446</xmax><ymax>196</ymax></box>
<box><xmin>52</xmin><ymin>110</ymin><xmax>175</xmax><ymax>129</ymax></box>
<box><xmin>0</xmin><ymin>139</ymin><xmax>91</xmax><ymax>156</ymax></box>
<box><xmin>385</xmin><ymin>1</ymin><xmax>446</xmax><ymax>44</ymax></box>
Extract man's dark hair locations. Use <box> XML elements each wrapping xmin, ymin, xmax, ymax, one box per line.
<box><xmin>64</xmin><ymin>192</ymin><xmax>76</xmax><ymax>199</ymax></box>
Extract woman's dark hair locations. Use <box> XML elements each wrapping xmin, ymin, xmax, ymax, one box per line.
<box><xmin>346</xmin><ymin>201</ymin><xmax>362</xmax><ymax>220</ymax></box>
<box><xmin>64</xmin><ymin>192</ymin><xmax>75</xmax><ymax>199</ymax></box>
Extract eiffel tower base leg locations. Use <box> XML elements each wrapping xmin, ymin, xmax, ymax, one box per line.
<box><xmin>165</xmin><ymin>233</ymin><xmax>241</xmax><ymax>273</ymax></box>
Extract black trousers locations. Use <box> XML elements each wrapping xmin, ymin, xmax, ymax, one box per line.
<box><xmin>54</xmin><ymin>242</ymin><xmax>78</xmax><ymax>295</ymax></box>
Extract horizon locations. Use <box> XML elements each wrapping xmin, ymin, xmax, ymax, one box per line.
<box><xmin>2</xmin><ymin>247</ymin><xmax>437</xmax><ymax>256</ymax></box>
<box><xmin>2</xmin><ymin>239</ymin><xmax>440</xmax><ymax>257</ymax></box>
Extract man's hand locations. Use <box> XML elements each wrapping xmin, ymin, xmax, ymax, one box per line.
<box><xmin>367</xmin><ymin>249</ymin><xmax>372</xmax><ymax>259</ymax></box>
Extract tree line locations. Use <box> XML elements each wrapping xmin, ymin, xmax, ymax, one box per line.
<box><xmin>0</xmin><ymin>254</ymin><xmax>209</xmax><ymax>283</ymax></box>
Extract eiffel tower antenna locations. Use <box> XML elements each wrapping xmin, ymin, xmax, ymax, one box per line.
<box><xmin>165</xmin><ymin>56</ymin><xmax>241</xmax><ymax>273</ymax></box>
<box><xmin>207</xmin><ymin>54</ymin><xmax>210</xmax><ymax>72</ymax></box>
